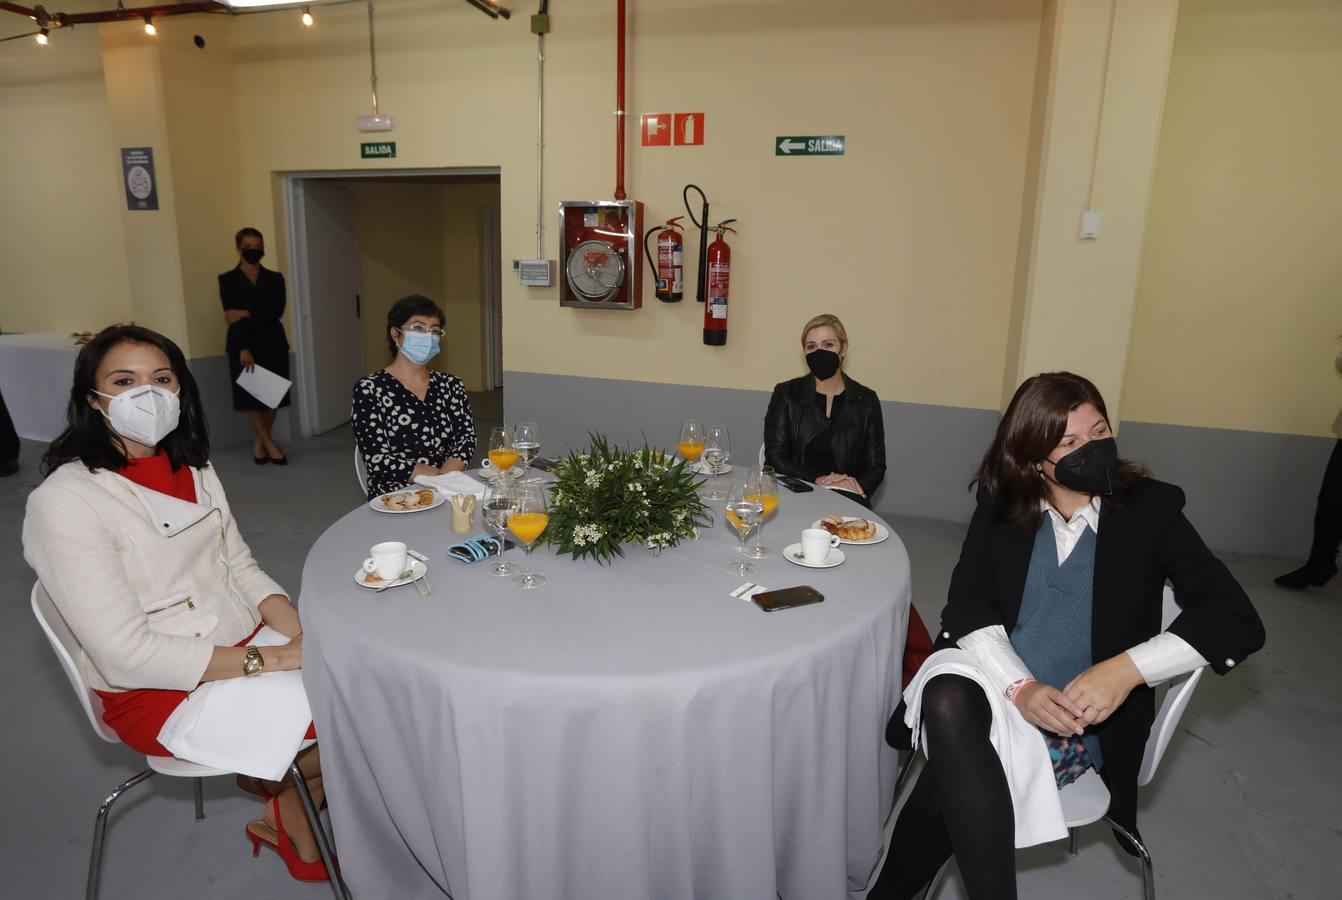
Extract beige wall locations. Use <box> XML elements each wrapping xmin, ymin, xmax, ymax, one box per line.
<box><xmin>1124</xmin><ymin>0</ymin><xmax>1342</xmax><ymax>436</ymax></box>
<box><xmin>439</xmin><ymin>180</ymin><xmax>499</xmax><ymax>392</ymax></box>
<box><xmin>0</xmin><ymin>26</ymin><xmax>132</xmax><ymax>333</ymax></box>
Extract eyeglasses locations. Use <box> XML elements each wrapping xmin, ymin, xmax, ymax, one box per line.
<box><xmin>400</xmin><ymin>324</ymin><xmax>446</xmax><ymax>338</ymax></box>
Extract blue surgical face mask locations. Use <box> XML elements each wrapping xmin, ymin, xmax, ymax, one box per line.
<box><xmin>399</xmin><ymin>330</ymin><xmax>440</xmax><ymax>365</ymax></box>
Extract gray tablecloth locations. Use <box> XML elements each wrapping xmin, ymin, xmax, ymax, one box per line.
<box><xmin>0</xmin><ymin>332</ymin><xmax>80</xmax><ymax>441</ymax></box>
<box><xmin>300</xmin><ymin>479</ymin><xmax>910</xmax><ymax>900</ymax></box>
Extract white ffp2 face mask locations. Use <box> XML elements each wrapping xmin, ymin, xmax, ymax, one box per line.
<box><xmin>92</xmin><ymin>384</ymin><xmax>182</xmax><ymax>447</ymax></box>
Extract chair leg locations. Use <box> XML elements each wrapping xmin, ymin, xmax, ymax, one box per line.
<box><xmin>87</xmin><ymin>770</ymin><xmax>154</xmax><ymax>900</ymax></box>
<box><xmin>1103</xmin><ymin>815</ymin><xmax>1155</xmax><ymax>900</ymax></box>
<box><xmin>1068</xmin><ymin>826</ymin><xmax>1079</xmax><ymax>856</ymax></box>
<box><xmin>290</xmin><ymin>762</ymin><xmax>350</xmax><ymax>900</ymax></box>
<box><xmin>921</xmin><ymin>859</ymin><xmax>948</xmax><ymax>900</ymax></box>
<box><xmin>193</xmin><ymin>777</ymin><xmax>205</xmax><ymax>821</ymax></box>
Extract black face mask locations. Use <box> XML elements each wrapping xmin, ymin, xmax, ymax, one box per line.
<box><xmin>241</xmin><ymin>248</ymin><xmax>264</xmax><ymax>265</ymax></box>
<box><xmin>805</xmin><ymin>349</ymin><xmax>842</xmax><ymax>380</ymax></box>
<box><xmin>1048</xmin><ymin>436</ymin><xmax>1118</xmax><ymax>496</ymax></box>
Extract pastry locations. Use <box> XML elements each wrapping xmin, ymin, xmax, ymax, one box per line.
<box><xmin>820</xmin><ymin>515</ymin><xmax>877</xmax><ymax>541</ymax></box>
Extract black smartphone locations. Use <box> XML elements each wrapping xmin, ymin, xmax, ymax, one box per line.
<box><xmin>752</xmin><ymin>585</ymin><xmax>824</xmax><ymax>613</ymax></box>
<box><xmin>776</xmin><ymin>475</ymin><xmax>814</xmax><ymax>493</ymax></box>
<box><xmin>530</xmin><ymin>457</ymin><xmax>555</xmax><ymax>472</ymax></box>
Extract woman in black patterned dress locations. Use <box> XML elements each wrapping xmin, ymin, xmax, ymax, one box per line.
<box><xmin>351</xmin><ymin>295</ymin><xmax>476</xmax><ymax>498</ymax></box>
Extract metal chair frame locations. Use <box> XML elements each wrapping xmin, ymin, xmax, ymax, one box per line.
<box><xmin>31</xmin><ymin>582</ymin><xmax>350</xmax><ymax>900</ymax></box>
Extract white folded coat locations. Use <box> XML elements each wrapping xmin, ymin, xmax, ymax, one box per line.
<box><xmin>903</xmin><ymin>649</ymin><xmax>1069</xmax><ymax>848</ymax></box>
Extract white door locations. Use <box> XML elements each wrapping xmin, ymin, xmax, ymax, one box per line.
<box><xmin>298</xmin><ymin>181</ymin><xmax>364</xmax><ymax>434</ymax></box>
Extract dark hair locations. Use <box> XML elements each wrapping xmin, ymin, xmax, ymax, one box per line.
<box><xmin>386</xmin><ymin>295</ymin><xmax>445</xmax><ymax>358</ymax></box>
<box><xmin>41</xmin><ymin>325</ymin><xmax>211</xmax><ymax>477</ymax></box>
<box><xmin>972</xmin><ymin>371</ymin><xmax>1148</xmax><ymax>530</ymax></box>
<box><xmin>234</xmin><ymin>227</ymin><xmax>263</xmax><ymax>249</ymax></box>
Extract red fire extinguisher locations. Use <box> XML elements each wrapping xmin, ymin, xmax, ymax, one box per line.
<box><xmin>703</xmin><ymin>219</ymin><xmax>737</xmax><ymax>346</ymax></box>
<box><xmin>642</xmin><ymin>217</ymin><xmax>685</xmax><ymax>302</ymax></box>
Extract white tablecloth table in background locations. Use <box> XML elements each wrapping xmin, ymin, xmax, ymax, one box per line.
<box><xmin>300</xmin><ymin>478</ymin><xmax>911</xmax><ymax>900</ymax></box>
<box><xmin>0</xmin><ymin>332</ymin><xmax>80</xmax><ymax>441</ymax></box>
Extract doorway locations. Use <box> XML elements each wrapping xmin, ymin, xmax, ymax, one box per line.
<box><xmin>282</xmin><ymin>168</ymin><xmax>503</xmax><ymax>438</ymax></box>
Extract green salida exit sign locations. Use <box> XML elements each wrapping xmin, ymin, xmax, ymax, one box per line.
<box><xmin>361</xmin><ymin>141</ymin><xmax>397</xmax><ymax>159</ymax></box>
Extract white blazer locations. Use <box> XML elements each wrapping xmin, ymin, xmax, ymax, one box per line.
<box><xmin>23</xmin><ymin>461</ymin><xmax>286</xmax><ymax>692</ymax></box>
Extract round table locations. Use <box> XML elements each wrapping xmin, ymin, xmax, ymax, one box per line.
<box><xmin>300</xmin><ymin>477</ymin><xmax>910</xmax><ymax>900</ymax></box>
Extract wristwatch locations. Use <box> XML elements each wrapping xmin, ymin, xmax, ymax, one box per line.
<box><xmin>242</xmin><ymin>645</ymin><xmax>264</xmax><ymax>677</ymax></box>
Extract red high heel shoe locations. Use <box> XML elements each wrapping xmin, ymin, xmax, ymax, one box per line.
<box><xmin>245</xmin><ymin>795</ymin><xmax>335</xmax><ymax>883</ymax></box>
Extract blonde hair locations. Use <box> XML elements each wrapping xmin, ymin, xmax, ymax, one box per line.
<box><xmin>800</xmin><ymin>313</ymin><xmax>848</xmax><ymax>348</ymax></box>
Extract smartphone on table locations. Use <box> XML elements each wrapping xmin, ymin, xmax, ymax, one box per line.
<box><xmin>752</xmin><ymin>585</ymin><xmax>824</xmax><ymax>613</ymax></box>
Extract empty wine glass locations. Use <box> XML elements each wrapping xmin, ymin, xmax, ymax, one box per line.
<box><xmin>514</xmin><ymin>422</ymin><xmax>541</xmax><ymax>481</ymax></box>
<box><xmin>482</xmin><ymin>481</ymin><xmax>520</xmax><ymax>577</ymax></box>
<box><xmin>744</xmin><ymin>466</ymin><xmax>779</xmax><ymax>559</ymax></box>
<box><xmin>508</xmin><ymin>481</ymin><xmax>549</xmax><ymax>589</ymax></box>
<box><xmin>677</xmin><ymin>420</ymin><xmax>705</xmax><ymax>466</ymax></box>
<box><xmin>701</xmin><ymin>425</ymin><xmax>731</xmax><ymax>502</ymax></box>
<box><xmin>724</xmin><ymin>478</ymin><xmax>764</xmax><ymax>575</ymax></box>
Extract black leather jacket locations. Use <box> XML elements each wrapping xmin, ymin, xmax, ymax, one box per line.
<box><xmin>763</xmin><ymin>373</ymin><xmax>886</xmax><ymax>499</ymax></box>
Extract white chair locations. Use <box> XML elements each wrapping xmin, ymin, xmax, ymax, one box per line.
<box><xmin>907</xmin><ymin>586</ymin><xmax>1204</xmax><ymax>900</ymax></box>
<box><xmin>31</xmin><ymin>583</ymin><xmax>348</xmax><ymax>900</ymax></box>
<box><xmin>758</xmin><ymin>442</ymin><xmax>766</xmax><ymax>467</ymax></box>
<box><xmin>354</xmin><ymin>446</ymin><xmax>369</xmax><ymax>496</ymax></box>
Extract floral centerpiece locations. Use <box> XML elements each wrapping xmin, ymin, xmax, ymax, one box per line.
<box><xmin>544</xmin><ymin>434</ymin><xmax>712</xmax><ymax>564</ymax></box>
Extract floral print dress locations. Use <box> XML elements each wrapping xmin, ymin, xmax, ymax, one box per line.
<box><xmin>351</xmin><ymin>369</ymin><xmax>476</xmax><ymax>498</ymax></box>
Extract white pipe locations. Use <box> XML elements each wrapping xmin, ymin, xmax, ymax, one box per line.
<box><xmin>536</xmin><ymin>31</ymin><xmax>545</xmax><ymax>258</ymax></box>
<box><xmin>368</xmin><ymin>0</ymin><xmax>379</xmax><ymax>116</ymax></box>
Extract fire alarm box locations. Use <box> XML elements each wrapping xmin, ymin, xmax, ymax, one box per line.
<box><xmin>558</xmin><ymin>200</ymin><xmax>644</xmax><ymax>310</ymax></box>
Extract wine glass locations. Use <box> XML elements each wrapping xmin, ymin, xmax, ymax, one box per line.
<box><xmin>514</xmin><ymin>422</ymin><xmax>541</xmax><ymax>481</ymax></box>
<box><xmin>724</xmin><ymin>478</ymin><xmax>764</xmax><ymax>576</ymax></box>
<box><xmin>487</xmin><ymin>426</ymin><xmax>517</xmax><ymax>481</ymax></box>
<box><xmin>677</xmin><ymin>420</ymin><xmax>705</xmax><ymax>466</ymax></box>
<box><xmin>482</xmin><ymin>481</ymin><xmax>520</xmax><ymax>577</ymax></box>
<box><xmin>744</xmin><ymin>466</ymin><xmax>779</xmax><ymax>559</ymax></box>
<box><xmin>701</xmin><ymin>425</ymin><xmax>731</xmax><ymax>501</ymax></box>
<box><xmin>508</xmin><ymin>481</ymin><xmax>549</xmax><ymax>589</ymax></box>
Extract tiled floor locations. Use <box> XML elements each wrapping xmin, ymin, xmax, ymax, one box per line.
<box><xmin>1</xmin><ymin>416</ymin><xmax>1337</xmax><ymax>899</ymax></box>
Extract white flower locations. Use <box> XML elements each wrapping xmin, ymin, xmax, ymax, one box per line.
<box><xmin>584</xmin><ymin>470</ymin><xmax>601</xmax><ymax>488</ymax></box>
<box><xmin>573</xmin><ymin>523</ymin><xmax>604</xmax><ymax>547</ymax></box>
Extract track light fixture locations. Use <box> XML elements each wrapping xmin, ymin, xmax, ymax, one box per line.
<box><xmin>143</xmin><ymin>14</ymin><xmax>156</xmax><ymax>36</ymax></box>
<box><xmin>302</xmin><ymin>6</ymin><xmax>313</xmax><ymax>26</ymax></box>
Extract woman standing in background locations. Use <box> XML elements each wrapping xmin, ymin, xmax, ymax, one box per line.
<box><xmin>1275</xmin><ymin>340</ymin><xmax>1342</xmax><ymax>590</ymax></box>
<box><xmin>220</xmin><ymin>227</ymin><xmax>291</xmax><ymax>465</ymax></box>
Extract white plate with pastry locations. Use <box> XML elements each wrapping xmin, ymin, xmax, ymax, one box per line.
<box><xmin>810</xmin><ymin>515</ymin><xmax>889</xmax><ymax>545</ymax></box>
<box><xmin>370</xmin><ymin>487</ymin><xmax>445</xmax><ymax>514</ymax></box>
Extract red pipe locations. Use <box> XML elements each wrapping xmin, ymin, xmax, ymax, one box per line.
<box><xmin>614</xmin><ymin>0</ymin><xmax>627</xmax><ymax>201</ymax></box>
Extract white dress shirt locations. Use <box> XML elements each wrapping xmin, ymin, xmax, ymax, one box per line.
<box><xmin>957</xmin><ymin>497</ymin><xmax>1207</xmax><ymax>695</ymax></box>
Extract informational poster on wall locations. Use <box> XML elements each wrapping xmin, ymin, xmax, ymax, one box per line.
<box><xmin>121</xmin><ymin>147</ymin><xmax>159</xmax><ymax>211</ymax></box>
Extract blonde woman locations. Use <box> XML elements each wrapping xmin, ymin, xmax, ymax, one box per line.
<box><xmin>763</xmin><ymin>313</ymin><xmax>886</xmax><ymax>507</ymax></box>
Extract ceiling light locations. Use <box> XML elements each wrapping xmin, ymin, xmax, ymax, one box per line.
<box><xmin>143</xmin><ymin>15</ymin><xmax>156</xmax><ymax>36</ymax></box>
<box><xmin>302</xmin><ymin>6</ymin><xmax>313</xmax><ymax>26</ymax></box>
<box><xmin>36</xmin><ymin>28</ymin><xmax>49</xmax><ymax>46</ymax></box>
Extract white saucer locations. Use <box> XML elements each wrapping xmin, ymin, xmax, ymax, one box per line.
<box><xmin>689</xmin><ymin>461</ymin><xmax>733</xmax><ymax>476</ymax></box>
<box><xmin>783</xmin><ymin>543</ymin><xmax>845</xmax><ymax>569</ymax></box>
<box><xmin>354</xmin><ymin>558</ymin><xmax>428</xmax><ymax>589</ymax></box>
<box><xmin>808</xmin><ymin>517</ymin><xmax>890</xmax><ymax>545</ymax></box>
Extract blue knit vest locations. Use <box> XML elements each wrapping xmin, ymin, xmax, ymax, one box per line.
<box><xmin>1010</xmin><ymin>519</ymin><xmax>1102</xmax><ymax>766</ymax></box>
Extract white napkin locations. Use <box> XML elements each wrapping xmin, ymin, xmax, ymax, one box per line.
<box><xmin>413</xmin><ymin>470</ymin><xmax>488</xmax><ymax>499</ymax></box>
<box><xmin>234</xmin><ymin>363</ymin><xmax>293</xmax><ymax>410</ymax></box>
<box><xmin>903</xmin><ymin>649</ymin><xmax>1068</xmax><ymax>848</ymax></box>
<box><xmin>156</xmin><ymin>626</ymin><xmax>311</xmax><ymax>781</ymax></box>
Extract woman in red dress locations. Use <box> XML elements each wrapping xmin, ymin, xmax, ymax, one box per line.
<box><xmin>23</xmin><ymin>325</ymin><xmax>328</xmax><ymax>883</ymax></box>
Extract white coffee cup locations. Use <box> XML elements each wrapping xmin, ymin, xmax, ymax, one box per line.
<box><xmin>800</xmin><ymin>528</ymin><xmax>841</xmax><ymax>564</ymax></box>
<box><xmin>363</xmin><ymin>541</ymin><xmax>408</xmax><ymax>580</ymax></box>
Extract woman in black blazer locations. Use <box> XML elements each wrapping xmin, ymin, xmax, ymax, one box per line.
<box><xmin>219</xmin><ymin>227</ymin><xmax>291</xmax><ymax>465</ymax></box>
<box><xmin>870</xmin><ymin>372</ymin><xmax>1265</xmax><ymax>900</ymax></box>
<box><xmin>763</xmin><ymin>313</ymin><xmax>885</xmax><ymax>506</ymax></box>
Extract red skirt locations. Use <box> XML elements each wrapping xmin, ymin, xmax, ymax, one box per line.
<box><xmin>95</xmin><ymin>624</ymin><xmax>315</xmax><ymax>757</ymax></box>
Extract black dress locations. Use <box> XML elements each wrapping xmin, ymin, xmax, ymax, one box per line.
<box><xmin>219</xmin><ymin>265</ymin><xmax>291</xmax><ymax>410</ymax></box>
<box><xmin>763</xmin><ymin>373</ymin><xmax>887</xmax><ymax>499</ymax></box>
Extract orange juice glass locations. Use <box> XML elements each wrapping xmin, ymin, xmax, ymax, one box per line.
<box><xmin>507</xmin><ymin>511</ymin><xmax>549</xmax><ymax>546</ymax></box>
<box><xmin>677</xmin><ymin>440</ymin><xmax>705</xmax><ymax>463</ymax></box>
